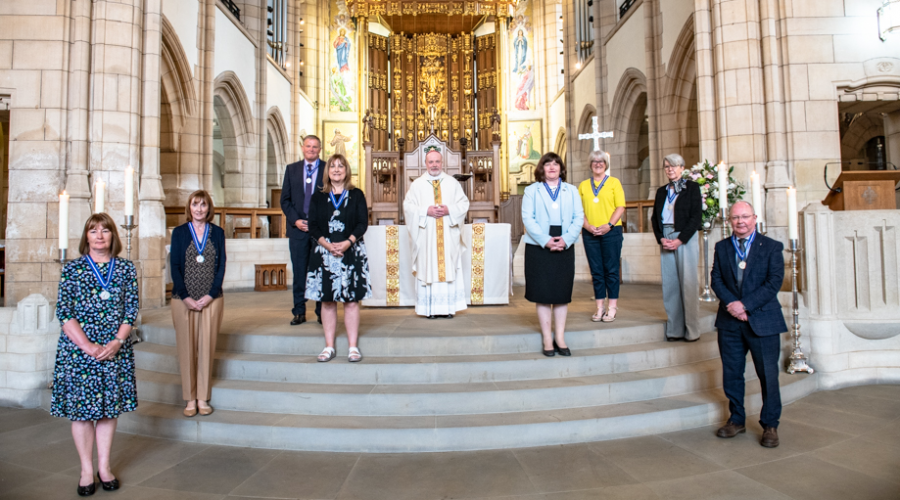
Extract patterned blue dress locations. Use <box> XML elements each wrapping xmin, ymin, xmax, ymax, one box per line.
<box><xmin>50</xmin><ymin>256</ymin><xmax>140</xmax><ymax>421</ymax></box>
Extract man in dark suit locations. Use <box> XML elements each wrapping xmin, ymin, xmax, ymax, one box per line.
<box><xmin>281</xmin><ymin>135</ymin><xmax>325</xmax><ymax>325</ymax></box>
<box><xmin>710</xmin><ymin>201</ymin><xmax>788</xmax><ymax>448</ymax></box>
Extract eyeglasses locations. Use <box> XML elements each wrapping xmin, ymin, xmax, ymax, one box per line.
<box><xmin>663</xmin><ymin>165</ymin><xmax>681</xmax><ymax>171</ymax></box>
<box><xmin>730</xmin><ymin>215</ymin><xmax>755</xmax><ymax>221</ymax></box>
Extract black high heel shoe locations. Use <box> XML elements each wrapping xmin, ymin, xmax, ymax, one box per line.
<box><xmin>542</xmin><ymin>346</ymin><xmax>556</xmax><ymax>357</ymax></box>
<box><xmin>97</xmin><ymin>472</ymin><xmax>120</xmax><ymax>491</ymax></box>
<box><xmin>553</xmin><ymin>341</ymin><xmax>572</xmax><ymax>356</ymax></box>
<box><xmin>77</xmin><ymin>480</ymin><xmax>96</xmax><ymax>497</ymax></box>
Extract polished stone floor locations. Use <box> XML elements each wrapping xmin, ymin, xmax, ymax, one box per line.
<box><xmin>1</xmin><ymin>385</ymin><xmax>899</xmax><ymax>499</ymax></box>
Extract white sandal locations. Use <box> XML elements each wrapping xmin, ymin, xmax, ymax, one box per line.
<box><xmin>317</xmin><ymin>347</ymin><xmax>336</xmax><ymax>362</ymax></box>
<box><xmin>348</xmin><ymin>347</ymin><xmax>363</xmax><ymax>363</ymax></box>
<box><xmin>591</xmin><ymin>308</ymin><xmax>605</xmax><ymax>322</ymax></box>
<box><xmin>602</xmin><ymin>307</ymin><xmax>618</xmax><ymax>323</ymax></box>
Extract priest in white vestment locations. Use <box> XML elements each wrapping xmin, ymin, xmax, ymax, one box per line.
<box><xmin>403</xmin><ymin>149</ymin><xmax>470</xmax><ymax>318</ymax></box>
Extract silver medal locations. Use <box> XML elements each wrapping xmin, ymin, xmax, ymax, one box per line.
<box><xmin>306</xmin><ymin>178</ymin><xmax>312</xmax><ymax>184</ymax></box>
<box><xmin>333</xmin><ymin>210</ymin><xmax>340</xmax><ymax>216</ymax></box>
<box><xmin>100</xmin><ymin>290</ymin><xmax>111</xmax><ymax>300</ymax></box>
<box><xmin>738</xmin><ymin>261</ymin><xmax>747</xmax><ymax>270</ymax></box>
<box><xmin>593</xmin><ymin>198</ymin><xmax>599</xmax><ymax>203</ymax></box>
<box><xmin>552</xmin><ymin>203</ymin><xmax>559</xmax><ymax>209</ymax></box>
<box><xmin>196</xmin><ymin>255</ymin><xmax>205</xmax><ymax>263</ymax></box>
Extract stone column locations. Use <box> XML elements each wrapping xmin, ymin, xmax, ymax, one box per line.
<box><xmin>693</xmin><ymin>0</ymin><xmax>718</xmax><ymax>164</ymax></box>
<box><xmin>643</xmin><ymin>0</ymin><xmax>663</xmax><ymax>187</ymax></box>
<box><xmin>65</xmin><ymin>0</ymin><xmax>95</xmax><ymax>233</ymax></box>
<box><xmin>198</xmin><ymin>0</ymin><xmax>216</xmax><ymax>194</ymax></box>
<box><xmin>139</xmin><ymin>0</ymin><xmax>166</xmax><ymax>308</ymax></box>
<box><xmin>759</xmin><ymin>0</ymin><xmax>792</xmax><ymax>242</ymax></box>
<box><xmin>496</xmin><ymin>17</ymin><xmax>510</xmax><ymax>198</ymax></box>
<box><xmin>257</xmin><ymin>0</ymin><xmax>268</xmax><ymax>208</ymax></box>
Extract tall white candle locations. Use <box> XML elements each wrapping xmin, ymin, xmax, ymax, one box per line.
<box><xmin>787</xmin><ymin>187</ymin><xmax>798</xmax><ymax>240</ymax></box>
<box><xmin>718</xmin><ymin>161</ymin><xmax>729</xmax><ymax>213</ymax></box>
<box><xmin>124</xmin><ymin>167</ymin><xmax>134</xmax><ymax>216</ymax></box>
<box><xmin>59</xmin><ymin>191</ymin><xmax>69</xmax><ymax>250</ymax></box>
<box><xmin>95</xmin><ymin>178</ymin><xmax>105</xmax><ymax>214</ymax></box>
<box><xmin>750</xmin><ymin>171</ymin><xmax>763</xmax><ymax>222</ymax></box>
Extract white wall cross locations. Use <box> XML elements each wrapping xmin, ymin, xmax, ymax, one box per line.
<box><xmin>578</xmin><ymin>116</ymin><xmax>614</xmax><ymax>152</ymax></box>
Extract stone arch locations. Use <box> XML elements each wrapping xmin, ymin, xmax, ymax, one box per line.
<box><xmin>213</xmin><ymin>71</ymin><xmax>257</xmax><ymax>206</ymax></box>
<box><xmin>265</xmin><ymin>106</ymin><xmax>290</xmax><ymax>206</ymax></box>
<box><xmin>661</xmin><ymin>17</ymin><xmax>700</xmax><ymax>170</ymax></box>
<box><xmin>837</xmin><ymin>73</ymin><xmax>900</xmax><ymax>171</ymax></box>
<box><xmin>553</xmin><ymin>127</ymin><xmax>567</xmax><ymax>161</ymax></box>
<box><xmin>159</xmin><ymin>15</ymin><xmax>200</xmax><ymax>209</ymax></box>
<box><xmin>609</xmin><ymin>68</ymin><xmax>648</xmax><ymax>199</ymax></box>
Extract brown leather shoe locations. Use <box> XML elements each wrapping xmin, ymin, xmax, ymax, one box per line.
<box><xmin>716</xmin><ymin>420</ymin><xmax>746</xmax><ymax>438</ymax></box>
<box><xmin>760</xmin><ymin>426</ymin><xmax>779</xmax><ymax>448</ymax></box>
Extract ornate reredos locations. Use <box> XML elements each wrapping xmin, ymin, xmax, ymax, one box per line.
<box><xmin>347</xmin><ymin>0</ymin><xmax>515</xmax><ymax>18</ymax></box>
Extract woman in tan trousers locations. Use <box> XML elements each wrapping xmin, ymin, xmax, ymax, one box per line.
<box><xmin>170</xmin><ymin>190</ymin><xmax>227</xmax><ymax>417</ymax></box>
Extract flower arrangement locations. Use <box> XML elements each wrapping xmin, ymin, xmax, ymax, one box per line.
<box><xmin>684</xmin><ymin>160</ymin><xmax>746</xmax><ymax>228</ymax></box>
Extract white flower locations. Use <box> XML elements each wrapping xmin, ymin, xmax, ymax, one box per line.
<box><xmin>728</xmin><ymin>182</ymin><xmax>735</xmax><ymax>190</ymax></box>
<box><xmin>692</xmin><ymin>163</ymin><xmax>703</xmax><ymax>172</ymax></box>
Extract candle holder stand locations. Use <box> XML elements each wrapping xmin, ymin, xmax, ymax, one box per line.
<box><xmin>699</xmin><ymin>223</ymin><xmax>717</xmax><ymax>303</ymax></box>
<box><xmin>786</xmin><ymin>238</ymin><xmax>814</xmax><ymax>375</ymax></box>
<box><xmin>720</xmin><ymin>207</ymin><xmax>730</xmax><ymax>239</ymax></box>
<box><xmin>121</xmin><ymin>215</ymin><xmax>137</xmax><ymax>261</ymax></box>
<box><xmin>59</xmin><ymin>248</ymin><xmax>68</xmax><ymax>264</ymax></box>
<box><xmin>756</xmin><ymin>221</ymin><xmax>766</xmax><ymax>235</ymax></box>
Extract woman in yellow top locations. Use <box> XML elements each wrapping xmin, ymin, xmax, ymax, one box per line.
<box><xmin>578</xmin><ymin>150</ymin><xmax>626</xmax><ymax>322</ymax></box>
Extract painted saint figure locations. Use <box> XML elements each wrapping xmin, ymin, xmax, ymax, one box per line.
<box><xmin>329</xmin><ymin>67</ymin><xmax>352</xmax><ymax>112</ymax></box>
<box><xmin>333</xmin><ymin>28</ymin><xmax>351</xmax><ymax>73</ymax></box>
<box><xmin>513</xmin><ymin>30</ymin><xmax>528</xmax><ymax>73</ymax></box>
<box><xmin>514</xmin><ymin>65</ymin><xmax>535</xmax><ymax>111</ymax></box>
<box><xmin>329</xmin><ymin>129</ymin><xmax>353</xmax><ymax>158</ymax></box>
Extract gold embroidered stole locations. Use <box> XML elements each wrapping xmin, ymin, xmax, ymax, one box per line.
<box><xmin>432</xmin><ymin>180</ymin><xmax>446</xmax><ymax>282</ymax></box>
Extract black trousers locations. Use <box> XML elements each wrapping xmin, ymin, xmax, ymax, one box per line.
<box><xmin>289</xmin><ymin>233</ymin><xmax>321</xmax><ymax>317</ymax></box>
<box><xmin>718</xmin><ymin>322</ymin><xmax>782</xmax><ymax>428</ymax></box>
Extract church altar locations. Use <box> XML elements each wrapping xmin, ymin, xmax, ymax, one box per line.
<box><xmin>362</xmin><ymin>223</ymin><xmax>511</xmax><ymax>307</ymax></box>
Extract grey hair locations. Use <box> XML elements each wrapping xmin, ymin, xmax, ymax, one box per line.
<box><xmin>663</xmin><ymin>153</ymin><xmax>685</xmax><ymax>168</ymax></box>
<box><xmin>302</xmin><ymin>135</ymin><xmax>322</xmax><ymax>147</ymax></box>
<box><xmin>729</xmin><ymin>200</ymin><xmax>755</xmax><ymax>216</ymax></box>
<box><xmin>589</xmin><ymin>150</ymin><xmax>610</xmax><ymax>168</ymax></box>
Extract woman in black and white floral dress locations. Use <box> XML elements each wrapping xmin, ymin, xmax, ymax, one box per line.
<box><xmin>306</xmin><ymin>153</ymin><xmax>371</xmax><ymax>362</ymax></box>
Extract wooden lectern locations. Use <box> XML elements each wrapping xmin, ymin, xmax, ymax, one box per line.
<box><xmin>822</xmin><ymin>171</ymin><xmax>900</xmax><ymax>211</ymax></box>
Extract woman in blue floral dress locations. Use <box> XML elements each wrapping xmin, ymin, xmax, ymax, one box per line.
<box><xmin>51</xmin><ymin>213</ymin><xmax>139</xmax><ymax>496</ymax></box>
<box><xmin>306</xmin><ymin>154</ymin><xmax>371</xmax><ymax>362</ymax></box>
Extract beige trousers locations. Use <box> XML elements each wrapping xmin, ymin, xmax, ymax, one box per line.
<box><xmin>171</xmin><ymin>296</ymin><xmax>224</xmax><ymax>401</ymax></box>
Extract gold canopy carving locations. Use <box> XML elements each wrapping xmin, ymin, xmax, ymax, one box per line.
<box><xmin>348</xmin><ymin>0</ymin><xmax>514</xmax><ymax>18</ymax></box>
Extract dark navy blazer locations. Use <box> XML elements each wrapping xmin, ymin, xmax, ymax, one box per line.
<box><xmin>170</xmin><ymin>222</ymin><xmax>227</xmax><ymax>299</ymax></box>
<box><xmin>710</xmin><ymin>233</ymin><xmax>788</xmax><ymax>336</ymax></box>
<box><xmin>280</xmin><ymin>158</ymin><xmax>325</xmax><ymax>239</ymax></box>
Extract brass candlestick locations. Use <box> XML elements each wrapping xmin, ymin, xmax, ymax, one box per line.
<box><xmin>786</xmin><ymin>238</ymin><xmax>813</xmax><ymax>375</ymax></box>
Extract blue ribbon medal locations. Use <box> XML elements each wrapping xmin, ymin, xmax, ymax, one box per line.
<box><xmin>188</xmin><ymin>222</ymin><xmax>210</xmax><ymax>263</ymax></box>
<box><xmin>329</xmin><ymin>190</ymin><xmax>349</xmax><ymax>216</ymax></box>
<box><xmin>85</xmin><ymin>255</ymin><xmax>116</xmax><ymax>300</ymax></box>
<box><xmin>543</xmin><ymin>182</ymin><xmax>562</xmax><ymax>209</ymax></box>
<box><xmin>666</xmin><ymin>185</ymin><xmax>678</xmax><ymax>204</ymax></box>
<box><xmin>590</xmin><ymin>175</ymin><xmax>609</xmax><ymax>203</ymax></box>
<box><xmin>732</xmin><ymin>231</ymin><xmax>756</xmax><ymax>270</ymax></box>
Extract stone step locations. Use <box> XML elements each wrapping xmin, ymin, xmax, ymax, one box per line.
<box><xmin>138</xmin><ymin>313</ymin><xmax>717</xmax><ymax>356</ymax></box>
<box><xmin>134</xmin><ymin>334</ymin><xmax>721</xmax><ymax>385</ymax></box>
<box><xmin>118</xmin><ymin>372</ymin><xmax>817</xmax><ymax>453</ymax></box>
<box><xmin>135</xmin><ymin>358</ymin><xmax>736</xmax><ymax>416</ymax></box>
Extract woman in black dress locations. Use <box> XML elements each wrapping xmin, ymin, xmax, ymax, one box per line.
<box><xmin>306</xmin><ymin>154</ymin><xmax>371</xmax><ymax>362</ymax></box>
<box><xmin>52</xmin><ymin>213</ymin><xmax>139</xmax><ymax>496</ymax></box>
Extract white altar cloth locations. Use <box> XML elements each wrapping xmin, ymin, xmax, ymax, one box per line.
<box><xmin>363</xmin><ymin>224</ymin><xmax>511</xmax><ymax>307</ymax></box>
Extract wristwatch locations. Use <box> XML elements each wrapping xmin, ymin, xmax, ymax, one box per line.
<box><xmin>608</xmin><ymin>222</ymin><xmax>614</xmax><ymax>229</ymax></box>
<box><xmin>114</xmin><ymin>337</ymin><xmax>125</xmax><ymax>346</ymax></box>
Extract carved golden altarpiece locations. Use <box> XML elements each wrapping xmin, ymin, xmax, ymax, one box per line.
<box><xmin>351</xmin><ymin>0</ymin><xmax>510</xmax><ymax>224</ymax></box>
